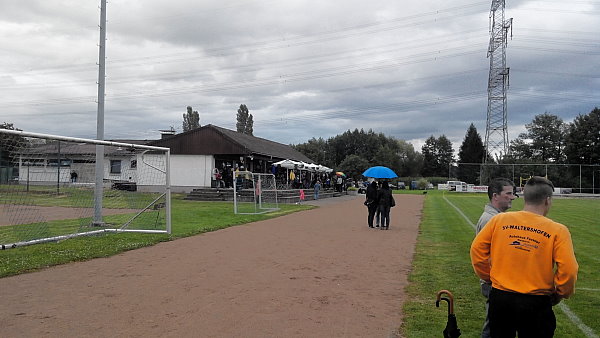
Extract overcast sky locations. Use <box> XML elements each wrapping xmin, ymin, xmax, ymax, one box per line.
<box><xmin>1</xmin><ymin>0</ymin><xmax>598</xmax><ymax>154</ymax></box>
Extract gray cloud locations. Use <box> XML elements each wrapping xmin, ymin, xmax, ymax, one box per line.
<box><xmin>1</xmin><ymin>0</ymin><xmax>598</xmax><ymax>156</ymax></box>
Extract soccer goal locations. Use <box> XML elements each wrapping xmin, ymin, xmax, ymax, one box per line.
<box><xmin>0</xmin><ymin>128</ymin><xmax>171</xmax><ymax>249</ymax></box>
<box><xmin>233</xmin><ymin>171</ymin><xmax>279</xmax><ymax>214</ymax></box>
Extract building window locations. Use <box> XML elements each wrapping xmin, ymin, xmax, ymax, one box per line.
<box><xmin>110</xmin><ymin>160</ymin><xmax>122</xmax><ymax>174</ymax></box>
<box><xmin>130</xmin><ymin>160</ymin><xmax>137</xmax><ymax>169</ymax></box>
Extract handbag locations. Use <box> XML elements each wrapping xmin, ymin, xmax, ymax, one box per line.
<box><xmin>390</xmin><ymin>196</ymin><xmax>396</xmax><ymax>207</ymax></box>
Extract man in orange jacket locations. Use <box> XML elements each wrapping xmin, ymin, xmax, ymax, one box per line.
<box><xmin>470</xmin><ymin>176</ymin><xmax>578</xmax><ymax>337</ymax></box>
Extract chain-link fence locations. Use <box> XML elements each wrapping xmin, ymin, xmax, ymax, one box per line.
<box><xmin>454</xmin><ymin>163</ymin><xmax>600</xmax><ymax>193</ymax></box>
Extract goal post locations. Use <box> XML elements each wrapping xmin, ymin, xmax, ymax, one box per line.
<box><xmin>0</xmin><ymin>128</ymin><xmax>171</xmax><ymax>249</ymax></box>
<box><xmin>233</xmin><ymin>171</ymin><xmax>279</xmax><ymax>215</ymax></box>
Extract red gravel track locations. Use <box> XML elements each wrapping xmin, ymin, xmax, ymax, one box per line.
<box><xmin>0</xmin><ymin>194</ymin><xmax>424</xmax><ymax>337</ymax></box>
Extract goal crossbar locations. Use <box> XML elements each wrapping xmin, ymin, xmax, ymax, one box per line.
<box><xmin>0</xmin><ymin>128</ymin><xmax>172</xmax><ymax>249</ymax></box>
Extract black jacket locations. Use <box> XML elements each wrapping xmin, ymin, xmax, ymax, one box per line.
<box><xmin>377</xmin><ymin>187</ymin><xmax>393</xmax><ymax>207</ymax></box>
<box><xmin>366</xmin><ymin>183</ymin><xmax>378</xmax><ymax>205</ymax></box>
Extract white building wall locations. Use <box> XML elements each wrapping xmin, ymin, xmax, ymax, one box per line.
<box><xmin>17</xmin><ymin>153</ymin><xmax>214</xmax><ymax>193</ymax></box>
<box><xmin>169</xmin><ymin>155</ymin><xmax>214</xmax><ymax>192</ymax></box>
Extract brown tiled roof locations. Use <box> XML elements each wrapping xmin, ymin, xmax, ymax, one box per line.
<box><xmin>211</xmin><ymin>125</ymin><xmax>313</xmax><ymax>162</ymax></box>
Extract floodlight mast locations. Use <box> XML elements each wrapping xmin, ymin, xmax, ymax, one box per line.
<box><xmin>482</xmin><ymin>0</ymin><xmax>512</xmax><ymax>182</ymax></box>
<box><xmin>94</xmin><ymin>0</ymin><xmax>107</xmax><ymax>225</ymax></box>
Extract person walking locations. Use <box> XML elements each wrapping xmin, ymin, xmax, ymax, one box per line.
<box><xmin>470</xmin><ymin>176</ymin><xmax>578</xmax><ymax>337</ymax></box>
<box><xmin>475</xmin><ymin>178</ymin><xmax>516</xmax><ymax>338</ymax></box>
<box><xmin>376</xmin><ymin>181</ymin><xmax>394</xmax><ymax>230</ymax></box>
<box><xmin>365</xmin><ymin>180</ymin><xmax>379</xmax><ymax>228</ymax></box>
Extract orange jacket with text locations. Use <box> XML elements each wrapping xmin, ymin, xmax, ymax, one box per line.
<box><xmin>470</xmin><ymin>210</ymin><xmax>578</xmax><ymax>297</ymax></box>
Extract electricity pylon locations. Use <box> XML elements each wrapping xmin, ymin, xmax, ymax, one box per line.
<box><xmin>482</xmin><ymin>0</ymin><xmax>512</xmax><ymax>182</ymax></box>
<box><xmin>484</xmin><ymin>0</ymin><xmax>512</xmax><ymax>160</ymax></box>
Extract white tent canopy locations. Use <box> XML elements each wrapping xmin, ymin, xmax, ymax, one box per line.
<box><xmin>273</xmin><ymin>159</ymin><xmax>331</xmax><ymax>173</ymax></box>
<box><xmin>272</xmin><ymin>159</ymin><xmax>297</xmax><ymax>169</ymax></box>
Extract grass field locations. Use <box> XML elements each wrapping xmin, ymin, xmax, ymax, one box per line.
<box><xmin>0</xmin><ymin>195</ymin><xmax>313</xmax><ymax>277</ymax></box>
<box><xmin>400</xmin><ymin>190</ymin><xmax>600</xmax><ymax>337</ymax></box>
<box><xmin>1</xmin><ymin>189</ymin><xmax>598</xmax><ymax>337</ymax></box>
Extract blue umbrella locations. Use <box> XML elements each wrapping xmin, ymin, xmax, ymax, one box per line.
<box><xmin>362</xmin><ymin>166</ymin><xmax>398</xmax><ymax>179</ymax></box>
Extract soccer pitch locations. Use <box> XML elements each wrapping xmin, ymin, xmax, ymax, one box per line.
<box><xmin>401</xmin><ymin>191</ymin><xmax>600</xmax><ymax>337</ymax></box>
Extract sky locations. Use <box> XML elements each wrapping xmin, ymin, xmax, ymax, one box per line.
<box><xmin>1</xmin><ymin>0</ymin><xmax>599</xmax><ymax>155</ymax></box>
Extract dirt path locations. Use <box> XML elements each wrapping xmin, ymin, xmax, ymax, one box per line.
<box><xmin>0</xmin><ymin>195</ymin><xmax>424</xmax><ymax>337</ymax></box>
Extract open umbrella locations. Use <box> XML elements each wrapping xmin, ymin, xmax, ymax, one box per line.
<box><xmin>362</xmin><ymin>166</ymin><xmax>398</xmax><ymax>179</ymax></box>
<box><xmin>436</xmin><ymin>290</ymin><xmax>461</xmax><ymax>338</ymax></box>
<box><xmin>335</xmin><ymin>171</ymin><xmax>346</xmax><ymax>177</ymax></box>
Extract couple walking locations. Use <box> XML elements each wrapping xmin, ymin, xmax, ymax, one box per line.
<box><xmin>365</xmin><ymin>180</ymin><xmax>395</xmax><ymax>230</ymax></box>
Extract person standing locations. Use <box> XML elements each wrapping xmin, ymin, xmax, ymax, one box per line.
<box><xmin>470</xmin><ymin>176</ymin><xmax>578</xmax><ymax>337</ymax></box>
<box><xmin>475</xmin><ymin>178</ymin><xmax>516</xmax><ymax>338</ymax></box>
<box><xmin>365</xmin><ymin>180</ymin><xmax>379</xmax><ymax>228</ymax></box>
<box><xmin>289</xmin><ymin>170</ymin><xmax>296</xmax><ymax>189</ymax></box>
<box><xmin>314</xmin><ymin>180</ymin><xmax>321</xmax><ymax>200</ymax></box>
<box><xmin>376</xmin><ymin>181</ymin><xmax>394</xmax><ymax>230</ymax></box>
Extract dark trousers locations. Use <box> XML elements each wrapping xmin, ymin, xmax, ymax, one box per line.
<box><xmin>379</xmin><ymin>205</ymin><xmax>390</xmax><ymax>227</ymax></box>
<box><xmin>367</xmin><ymin>204</ymin><xmax>378</xmax><ymax>227</ymax></box>
<box><xmin>489</xmin><ymin>287</ymin><xmax>556</xmax><ymax>338</ymax></box>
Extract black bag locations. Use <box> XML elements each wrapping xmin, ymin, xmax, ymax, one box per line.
<box><xmin>364</xmin><ymin>199</ymin><xmax>373</xmax><ymax>206</ymax></box>
<box><xmin>390</xmin><ymin>196</ymin><xmax>396</xmax><ymax>207</ymax></box>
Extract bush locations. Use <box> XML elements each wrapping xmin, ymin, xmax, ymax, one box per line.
<box><xmin>417</xmin><ymin>178</ymin><xmax>430</xmax><ymax>190</ymax></box>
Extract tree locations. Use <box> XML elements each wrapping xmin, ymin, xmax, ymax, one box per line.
<box><xmin>292</xmin><ymin>128</ymin><xmax>419</xmax><ymax>177</ymax></box>
<box><xmin>0</xmin><ymin>122</ymin><xmax>25</xmax><ymax>170</ymax></box>
<box><xmin>293</xmin><ymin>137</ymin><xmax>330</xmax><ymax>167</ymax></box>
<box><xmin>246</xmin><ymin>113</ymin><xmax>254</xmax><ymax>136</ymax></box>
<box><xmin>337</xmin><ymin>154</ymin><xmax>370</xmax><ymax>180</ymax></box>
<box><xmin>458</xmin><ymin>123</ymin><xmax>486</xmax><ymax>183</ymax></box>
<box><xmin>508</xmin><ymin>138</ymin><xmax>534</xmax><ymax>161</ymax></box>
<box><xmin>182</xmin><ymin>106</ymin><xmax>200</xmax><ymax>132</ymax></box>
<box><xmin>437</xmin><ymin>135</ymin><xmax>455</xmax><ymax>176</ymax></box>
<box><xmin>236</xmin><ymin>104</ymin><xmax>253</xmax><ymax>135</ymax></box>
<box><xmin>373</xmin><ymin>145</ymin><xmax>401</xmax><ymax>174</ymax></box>
<box><xmin>564</xmin><ymin>107</ymin><xmax>600</xmax><ymax>165</ymax></box>
<box><xmin>396</xmin><ymin>140</ymin><xmax>423</xmax><ymax>177</ymax></box>
<box><xmin>421</xmin><ymin>135</ymin><xmax>454</xmax><ymax>177</ymax></box>
<box><xmin>510</xmin><ymin>113</ymin><xmax>566</xmax><ymax>162</ymax></box>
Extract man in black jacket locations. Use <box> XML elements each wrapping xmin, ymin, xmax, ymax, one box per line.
<box><xmin>365</xmin><ymin>181</ymin><xmax>379</xmax><ymax>228</ymax></box>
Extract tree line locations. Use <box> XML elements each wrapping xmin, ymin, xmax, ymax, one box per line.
<box><xmin>293</xmin><ymin>129</ymin><xmax>424</xmax><ymax>180</ymax></box>
<box><xmin>292</xmin><ymin>107</ymin><xmax>599</xmax><ymax>186</ymax></box>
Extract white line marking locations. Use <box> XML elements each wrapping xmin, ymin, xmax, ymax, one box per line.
<box><xmin>558</xmin><ymin>303</ymin><xmax>599</xmax><ymax>338</ymax></box>
<box><xmin>443</xmin><ymin>195</ymin><xmax>598</xmax><ymax>338</ymax></box>
<box><xmin>578</xmin><ymin>288</ymin><xmax>600</xmax><ymax>292</ymax></box>
<box><xmin>442</xmin><ymin>195</ymin><xmax>475</xmax><ymax>230</ymax></box>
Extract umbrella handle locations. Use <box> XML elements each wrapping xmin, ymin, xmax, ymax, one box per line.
<box><xmin>436</xmin><ymin>289</ymin><xmax>455</xmax><ymax>315</ymax></box>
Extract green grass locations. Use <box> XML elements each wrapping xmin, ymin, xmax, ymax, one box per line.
<box><xmin>401</xmin><ymin>190</ymin><xmax>600</xmax><ymax>337</ymax></box>
<box><xmin>2</xmin><ymin>188</ymin><xmax>598</xmax><ymax>337</ymax></box>
<box><xmin>0</xmin><ymin>196</ymin><xmax>313</xmax><ymax>277</ymax></box>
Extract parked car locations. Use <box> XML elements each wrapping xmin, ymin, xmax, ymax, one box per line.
<box><xmin>358</xmin><ymin>181</ymin><xmax>369</xmax><ymax>194</ymax></box>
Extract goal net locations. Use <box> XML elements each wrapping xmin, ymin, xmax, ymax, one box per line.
<box><xmin>233</xmin><ymin>171</ymin><xmax>279</xmax><ymax>214</ymax></box>
<box><xmin>0</xmin><ymin>129</ymin><xmax>171</xmax><ymax>249</ymax></box>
